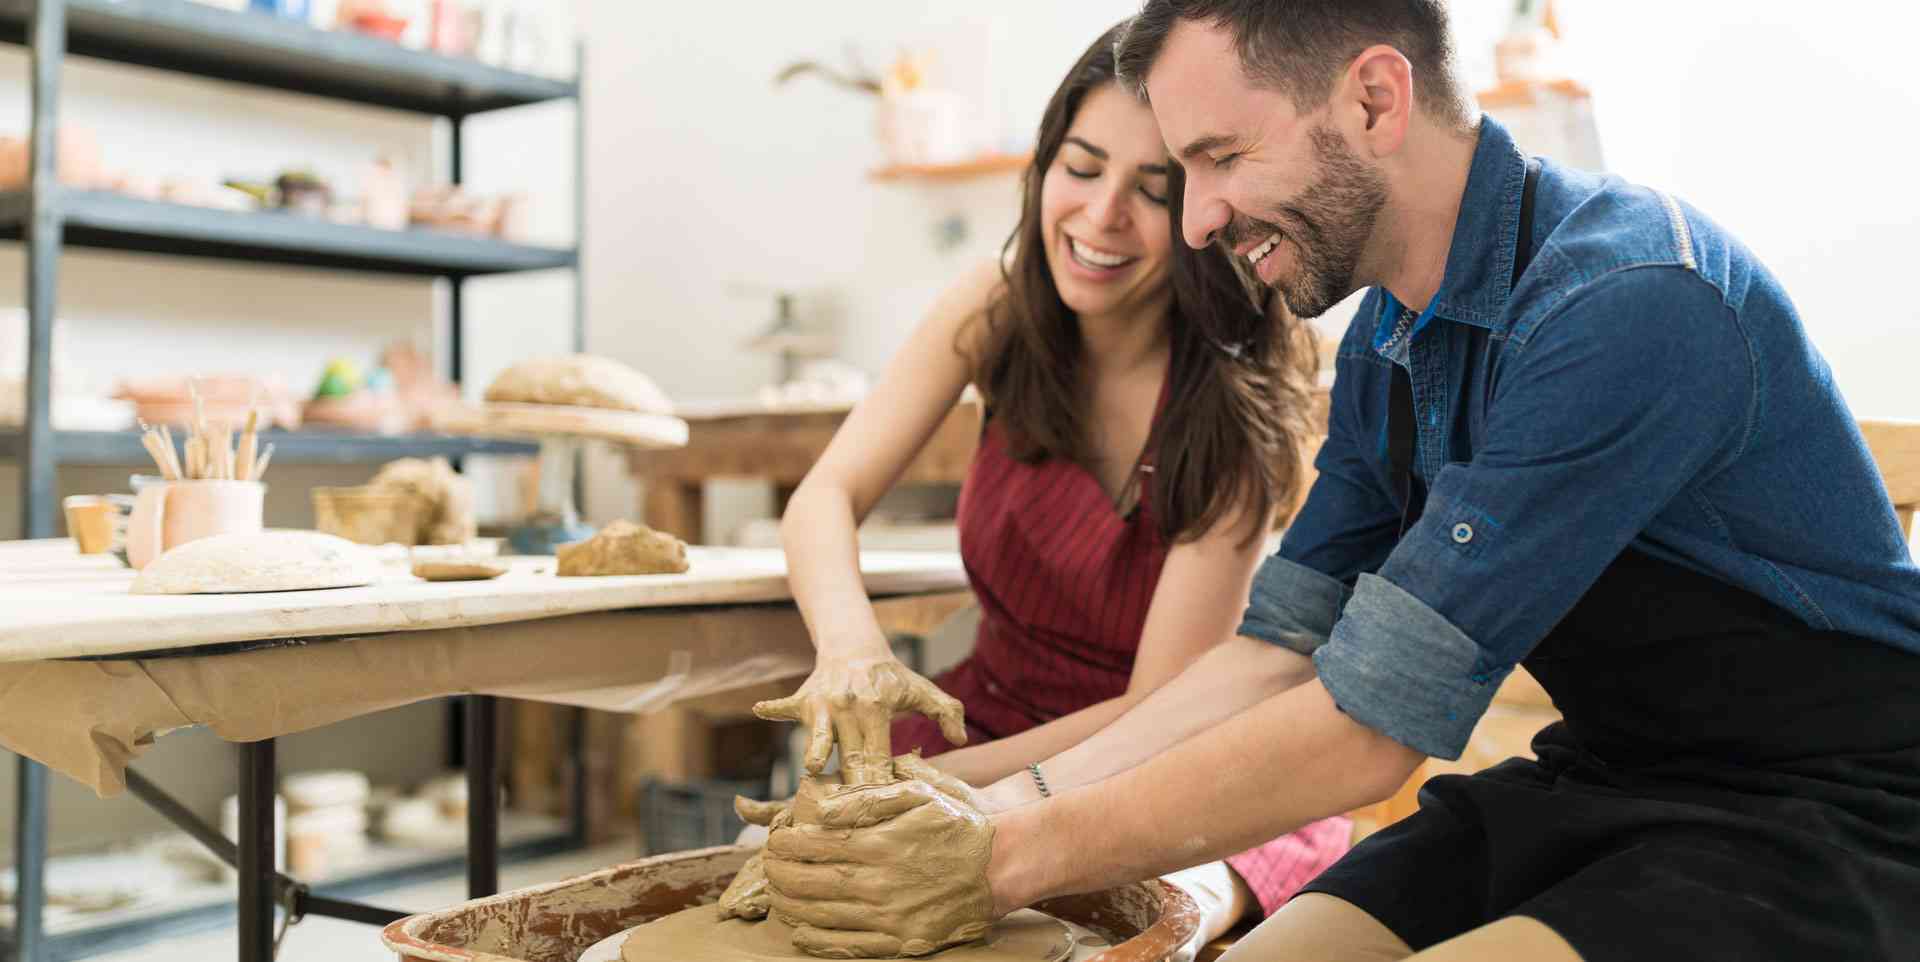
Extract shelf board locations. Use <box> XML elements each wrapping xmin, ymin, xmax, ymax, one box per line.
<box><xmin>870</xmin><ymin>152</ymin><xmax>1031</xmax><ymax>183</ymax></box>
<box><xmin>0</xmin><ymin>428</ymin><xmax>537</xmax><ymax>466</ymax></box>
<box><xmin>1478</xmin><ymin>77</ymin><xmax>1591</xmax><ymax>110</ymax></box>
<box><xmin>0</xmin><ymin>189</ymin><xmax>577</xmax><ymax>276</ymax></box>
<box><xmin>0</xmin><ymin>0</ymin><xmax>576</xmax><ymax>116</ymax></box>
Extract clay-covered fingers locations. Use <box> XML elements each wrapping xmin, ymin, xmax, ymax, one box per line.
<box><xmin>903</xmin><ymin>677</ymin><xmax>968</xmax><ymax>747</ymax></box>
<box><xmin>828</xmin><ymin>696</ymin><xmax>890</xmax><ymax>787</ymax></box>
<box><xmin>792</xmin><ymin>780</ymin><xmax>940</xmax><ymax>830</ymax></box>
<box><xmin>755</xmin><ymin>692</ymin><xmax>841</xmax><ymax>776</ymax></box>
<box><xmin>764</xmin><ymin>822</ymin><xmax>895</xmax><ymax>865</ymax></box>
<box><xmin>760</xmin><ymin>859</ymin><xmax>893</xmax><ymax>907</ymax></box>
<box><xmin>717</xmin><ymin>852</ymin><xmax>771</xmax><ymax>921</ymax></box>
<box><xmin>889</xmin><ymin>754</ymin><xmax>980</xmax><ymax>810</ymax></box>
<box><xmin>790</xmin><ymin>925</ymin><xmax>904</xmax><ymax>960</ymax></box>
<box><xmin>735</xmin><ymin>795</ymin><xmax>790</xmax><ymax>828</ymax></box>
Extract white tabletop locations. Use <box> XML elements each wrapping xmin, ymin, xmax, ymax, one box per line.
<box><xmin>0</xmin><ymin>540</ymin><xmax>966</xmax><ymax>663</ymax></box>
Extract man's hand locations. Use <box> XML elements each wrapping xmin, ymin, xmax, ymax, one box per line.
<box><xmin>755</xmin><ymin>656</ymin><xmax>967</xmax><ymax>786</ymax></box>
<box><xmin>764</xmin><ymin>777</ymin><xmax>997</xmax><ymax>958</ymax></box>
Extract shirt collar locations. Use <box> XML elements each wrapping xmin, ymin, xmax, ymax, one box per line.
<box><xmin>1388</xmin><ymin>115</ymin><xmax>1532</xmax><ymax>331</ymax></box>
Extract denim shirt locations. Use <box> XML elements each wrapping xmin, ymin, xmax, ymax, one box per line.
<box><xmin>1239</xmin><ymin>117</ymin><xmax>1920</xmax><ymax>760</ymax></box>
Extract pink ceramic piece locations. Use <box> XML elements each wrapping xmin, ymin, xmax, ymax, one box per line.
<box><xmin>126</xmin><ymin>480</ymin><xmax>265</xmax><ymax>570</ymax></box>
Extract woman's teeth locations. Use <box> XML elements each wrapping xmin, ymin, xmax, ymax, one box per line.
<box><xmin>1246</xmin><ymin>234</ymin><xmax>1281</xmax><ymax>266</ymax></box>
<box><xmin>1069</xmin><ymin>237</ymin><xmax>1135</xmax><ymax>270</ymax></box>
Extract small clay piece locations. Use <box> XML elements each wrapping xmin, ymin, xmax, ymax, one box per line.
<box><xmin>484</xmin><ymin>355</ymin><xmax>673</xmax><ymax>414</ymax></box>
<box><xmin>619</xmin><ymin>906</ymin><xmax>1071</xmax><ymax>962</ymax></box>
<box><xmin>132</xmin><ymin>531</ymin><xmax>380</xmax><ymax>595</ymax></box>
<box><xmin>556</xmin><ymin>521</ymin><xmax>689</xmax><ymax>577</ymax></box>
<box><xmin>367</xmin><ymin>457</ymin><xmax>476</xmax><ymax>546</ymax></box>
<box><xmin>411</xmin><ymin>558</ymin><xmax>509</xmax><ymax>582</ymax></box>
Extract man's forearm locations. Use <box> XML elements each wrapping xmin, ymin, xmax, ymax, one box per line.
<box><xmin>987</xmin><ymin>679</ymin><xmax>1422</xmax><ymax>913</ymax></box>
<box><xmin>987</xmin><ymin>636</ymin><xmax>1314</xmax><ymax>802</ymax></box>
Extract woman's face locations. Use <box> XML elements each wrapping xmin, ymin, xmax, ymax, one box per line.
<box><xmin>1040</xmin><ymin>84</ymin><xmax>1174</xmax><ymax>322</ymax></box>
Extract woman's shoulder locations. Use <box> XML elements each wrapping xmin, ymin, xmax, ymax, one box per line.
<box><xmin>927</xmin><ymin>258</ymin><xmax>1009</xmax><ymax>360</ymax></box>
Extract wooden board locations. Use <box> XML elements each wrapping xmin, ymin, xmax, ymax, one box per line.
<box><xmin>0</xmin><ymin>541</ymin><xmax>966</xmax><ymax>662</ymax></box>
<box><xmin>435</xmin><ymin>402</ymin><xmax>689</xmax><ymax>449</ymax></box>
<box><xmin>1861</xmin><ymin>419</ymin><xmax>1920</xmax><ymax>537</ymax></box>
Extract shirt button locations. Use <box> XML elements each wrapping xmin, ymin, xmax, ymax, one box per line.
<box><xmin>1451</xmin><ymin>523</ymin><xmax>1474</xmax><ymax>544</ymax></box>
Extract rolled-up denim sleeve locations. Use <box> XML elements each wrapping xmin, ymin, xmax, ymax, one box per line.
<box><xmin>1313</xmin><ymin>267</ymin><xmax>1755</xmax><ymax>759</ymax></box>
<box><xmin>1240</xmin><ymin>295</ymin><xmax>1400</xmax><ymax>654</ymax></box>
<box><xmin>1239</xmin><ymin>554</ymin><xmax>1352</xmax><ymax>655</ymax></box>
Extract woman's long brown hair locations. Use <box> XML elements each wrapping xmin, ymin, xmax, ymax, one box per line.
<box><xmin>967</xmin><ymin>21</ymin><xmax>1318</xmax><ymax>545</ymax></box>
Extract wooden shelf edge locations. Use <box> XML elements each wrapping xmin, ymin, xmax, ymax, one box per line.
<box><xmin>1478</xmin><ymin>77</ymin><xmax>1592</xmax><ymax>110</ymax></box>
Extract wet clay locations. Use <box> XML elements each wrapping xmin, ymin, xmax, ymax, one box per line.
<box><xmin>557</xmin><ymin>521</ymin><xmax>690</xmax><ymax>577</ymax></box>
<box><xmin>761</xmin><ymin>775</ymin><xmax>999</xmax><ymax>958</ymax></box>
<box><xmin>620</xmin><ymin>906</ymin><xmax>1071</xmax><ymax>962</ymax></box>
<box><xmin>412</xmin><ymin>558</ymin><xmax>509</xmax><ymax>582</ymax></box>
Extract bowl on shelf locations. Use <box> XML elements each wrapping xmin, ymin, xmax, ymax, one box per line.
<box><xmin>348</xmin><ymin>12</ymin><xmax>410</xmax><ymax>42</ymax></box>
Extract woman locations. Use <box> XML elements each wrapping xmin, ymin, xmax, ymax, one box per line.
<box><xmin>758</xmin><ymin>23</ymin><xmax>1345</xmax><ymax>934</ymax></box>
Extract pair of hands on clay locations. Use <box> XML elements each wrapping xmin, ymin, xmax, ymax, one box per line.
<box><xmin>722</xmin><ymin>754</ymin><xmax>999</xmax><ymax>958</ymax></box>
<box><xmin>753</xmin><ymin>653</ymin><xmax>970</xmax><ymax>786</ymax></box>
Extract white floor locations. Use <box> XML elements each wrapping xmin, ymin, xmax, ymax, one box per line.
<box><xmin>89</xmin><ymin>842</ymin><xmax>637</xmax><ymax>962</ymax></box>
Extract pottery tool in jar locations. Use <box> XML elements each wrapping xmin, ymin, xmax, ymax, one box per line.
<box><xmin>138</xmin><ymin>388</ymin><xmax>275</xmax><ymax>482</ymax></box>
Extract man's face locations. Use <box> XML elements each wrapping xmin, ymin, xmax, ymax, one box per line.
<box><xmin>1145</xmin><ymin>21</ymin><xmax>1389</xmax><ymax>319</ymax></box>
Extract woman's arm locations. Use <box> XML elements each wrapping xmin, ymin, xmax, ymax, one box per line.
<box><xmin>757</xmin><ymin>260</ymin><xmax>1003</xmax><ymax>785</ymax></box>
<box><xmin>931</xmin><ymin>502</ymin><xmax>1270</xmax><ymax>789</ymax></box>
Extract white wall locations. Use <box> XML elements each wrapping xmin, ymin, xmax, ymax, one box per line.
<box><xmin>1539</xmin><ymin>0</ymin><xmax>1920</xmax><ymax>420</ymax></box>
<box><xmin>575</xmin><ymin>0</ymin><xmax>1918</xmax><ymax>539</ymax></box>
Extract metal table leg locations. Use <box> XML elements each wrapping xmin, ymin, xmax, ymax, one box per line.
<box><xmin>465</xmin><ymin>694</ymin><xmax>498</xmax><ymax>898</ymax></box>
<box><xmin>238</xmin><ymin>739</ymin><xmax>276</xmax><ymax>962</ymax></box>
<box><xmin>12</xmin><ymin>756</ymin><xmax>48</xmax><ymax>962</ymax></box>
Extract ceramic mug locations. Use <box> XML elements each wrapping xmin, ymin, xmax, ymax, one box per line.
<box><xmin>126</xmin><ymin>480</ymin><xmax>265</xmax><ymax>570</ymax></box>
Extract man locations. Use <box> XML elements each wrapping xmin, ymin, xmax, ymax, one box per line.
<box><xmin>762</xmin><ymin>2</ymin><xmax>1920</xmax><ymax>959</ymax></box>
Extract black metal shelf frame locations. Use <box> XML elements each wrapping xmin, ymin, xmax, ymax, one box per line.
<box><xmin>4</xmin><ymin>2</ymin><xmax>591</xmax><ymax>960</ymax></box>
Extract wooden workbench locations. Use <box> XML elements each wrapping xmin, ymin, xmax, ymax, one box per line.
<box><xmin>0</xmin><ymin>539</ymin><xmax>967</xmax><ymax>962</ymax></box>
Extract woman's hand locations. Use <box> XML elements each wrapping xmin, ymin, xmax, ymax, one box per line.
<box><xmin>755</xmin><ymin>655</ymin><xmax>967</xmax><ymax>786</ymax></box>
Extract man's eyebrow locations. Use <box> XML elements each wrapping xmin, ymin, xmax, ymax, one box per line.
<box><xmin>1139</xmin><ymin>162</ymin><xmax>1169</xmax><ymax>175</ymax></box>
<box><xmin>1178</xmin><ymin>133</ymin><xmax>1235</xmax><ymax>161</ymax></box>
<box><xmin>1063</xmin><ymin>136</ymin><xmax>1106</xmax><ymax>159</ymax></box>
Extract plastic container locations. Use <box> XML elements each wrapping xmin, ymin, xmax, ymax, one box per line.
<box><xmin>382</xmin><ymin>846</ymin><xmax>1199</xmax><ymax>962</ymax></box>
<box><xmin>636</xmin><ymin>776</ymin><xmax>768</xmax><ymax>856</ymax></box>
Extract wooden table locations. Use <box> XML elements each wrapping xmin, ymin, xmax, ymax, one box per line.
<box><xmin>0</xmin><ymin>539</ymin><xmax>966</xmax><ymax>962</ymax></box>
<box><xmin>627</xmin><ymin>400</ymin><xmax>982</xmax><ymax>543</ymax></box>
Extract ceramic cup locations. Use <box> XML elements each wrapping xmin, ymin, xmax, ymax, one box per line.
<box><xmin>126</xmin><ymin>480</ymin><xmax>265</xmax><ymax>570</ymax></box>
<box><xmin>62</xmin><ymin>495</ymin><xmax>118</xmax><ymax>554</ymax></box>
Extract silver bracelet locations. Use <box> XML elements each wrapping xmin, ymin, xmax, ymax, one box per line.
<box><xmin>1027</xmin><ymin>762</ymin><xmax>1051</xmax><ymax>799</ymax></box>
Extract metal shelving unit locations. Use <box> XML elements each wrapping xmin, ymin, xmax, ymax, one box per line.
<box><xmin>1</xmin><ymin>1</ymin><xmax>588</xmax><ymax>959</ymax></box>
<box><xmin>0</xmin><ymin>426</ymin><xmax>539</xmax><ymax>463</ymax></box>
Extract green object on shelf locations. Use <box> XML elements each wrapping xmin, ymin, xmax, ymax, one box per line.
<box><xmin>314</xmin><ymin>358</ymin><xmax>364</xmax><ymax>399</ymax></box>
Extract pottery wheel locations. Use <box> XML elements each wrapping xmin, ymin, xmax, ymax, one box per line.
<box><xmin>593</xmin><ymin>905</ymin><xmax>1078</xmax><ymax>962</ymax></box>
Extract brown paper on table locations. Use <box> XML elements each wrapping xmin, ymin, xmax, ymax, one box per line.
<box><xmin>0</xmin><ymin>606</ymin><xmax>819</xmax><ymax>797</ymax></box>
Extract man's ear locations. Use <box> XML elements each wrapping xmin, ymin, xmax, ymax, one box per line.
<box><xmin>1344</xmin><ymin>44</ymin><xmax>1414</xmax><ymax>157</ymax></box>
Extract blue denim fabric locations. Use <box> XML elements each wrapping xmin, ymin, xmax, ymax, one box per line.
<box><xmin>1238</xmin><ymin>117</ymin><xmax>1920</xmax><ymax>760</ymax></box>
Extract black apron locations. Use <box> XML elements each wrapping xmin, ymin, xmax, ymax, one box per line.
<box><xmin>1300</xmin><ymin>549</ymin><xmax>1920</xmax><ymax>960</ymax></box>
<box><xmin>1297</xmin><ymin>165</ymin><xmax>1920</xmax><ymax>959</ymax></box>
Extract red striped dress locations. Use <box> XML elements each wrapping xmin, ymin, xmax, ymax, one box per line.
<box><xmin>891</xmin><ymin>401</ymin><xmax>1352</xmax><ymax>916</ymax></box>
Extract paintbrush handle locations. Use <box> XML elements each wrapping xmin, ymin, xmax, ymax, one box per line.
<box><xmin>252</xmin><ymin>443</ymin><xmax>274</xmax><ymax>481</ymax></box>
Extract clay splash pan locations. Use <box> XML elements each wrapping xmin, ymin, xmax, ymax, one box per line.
<box><xmin>382</xmin><ymin>846</ymin><xmax>1199</xmax><ymax>962</ymax></box>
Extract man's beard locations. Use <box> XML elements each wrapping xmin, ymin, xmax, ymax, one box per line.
<box><xmin>1222</xmin><ymin>124</ymin><xmax>1388</xmax><ymax>318</ymax></box>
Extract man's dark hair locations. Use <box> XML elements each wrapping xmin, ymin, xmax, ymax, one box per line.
<box><xmin>1115</xmin><ymin>0</ymin><xmax>1471</xmax><ymax>128</ymax></box>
